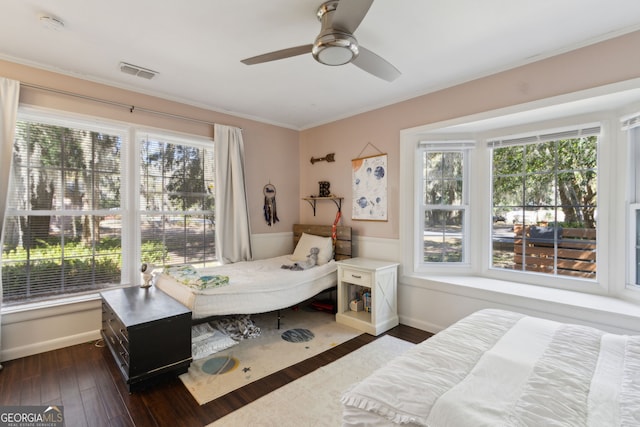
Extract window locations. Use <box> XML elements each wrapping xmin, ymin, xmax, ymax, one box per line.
<box><xmin>489</xmin><ymin>126</ymin><xmax>599</xmax><ymax>280</ymax></box>
<box><xmin>417</xmin><ymin>142</ymin><xmax>472</xmax><ymax>265</ymax></box>
<box><xmin>139</xmin><ymin>134</ymin><xmax>216</xmax><ymax>267</ymax></box>
<box><xmin>625</xmin><ymin>115</ymin><xmax>640</xmax><ymax>288</ymax></box>
<box><xmin>1</xmin><ymin>110</ymin><xmax>216</xmax><ymax>305</ymax></box>
<box><xmin>2</xmin><ymin>114</ymin><xmax>125</xmax><ymax>303</ymax></box>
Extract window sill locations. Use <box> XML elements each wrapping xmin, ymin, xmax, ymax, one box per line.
<box><xmin>401</xmin><ymin>273</ymin><xmax>640</xmax><ymax>333</ymax></box>
<box><xmin>2</xmin><ymin>293</ymin><xmax>100</xmax><ymax>314</ymax></box>
<box><xmin>1</xmin><ymin>286</ymin><xmax>130</xmax><ymax>324</ymax></box>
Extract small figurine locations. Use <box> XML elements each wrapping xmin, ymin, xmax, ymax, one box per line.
<box><xmin>140</xmin><ymin>262</ymin><xmax>154</xmax><ymax>288</ymax></box>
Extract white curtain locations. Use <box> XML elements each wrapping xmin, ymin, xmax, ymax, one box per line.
<box><xmin>0</xmin><ymin>78</ymin><xmax>20</xmax><ymax>369</ymax></box>
<box><xmin>214</xmin><ymin>124</ymin><xmax>252</xmax><ymax>263</ymax></box>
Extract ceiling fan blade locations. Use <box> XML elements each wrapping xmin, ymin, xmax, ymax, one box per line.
<box><xmin>352</xmin><ymin>46</ymin><xmax>400</xmax><ymax>82</ymax></box>
<box><xmin>241</xmin><ymin>44</ymin><xmax>313</xmax><ymax>65</ymax></box>
<box><xmin>332</xmin><ymin>0</ymin><xmax>374</xmax><ymax>33</ymax></box>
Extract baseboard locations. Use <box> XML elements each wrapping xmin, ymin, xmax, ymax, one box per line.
<box><xmin>398</xmin><ymin>314</ymin><xmax>442</xmax><ymax>335</ymax></box>
<box><xmin>1</xmin><ymin>329</ymin><xmax>102</xmax><ymax>362</ymax></box>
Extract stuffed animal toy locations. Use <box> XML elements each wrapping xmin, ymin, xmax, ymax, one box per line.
<box><xmin>281</xmin><ymin>247</ymin><xmax>319</xmax><ymax>271</ymax></box>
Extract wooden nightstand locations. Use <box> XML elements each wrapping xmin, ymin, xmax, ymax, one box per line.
<box><xmin>100</xmin><ymin>286</ymin><xmax>192</xmax><ymax>391</ymax></box>
<box><xmin>335</xmin><ymin>258</ymin><xmax>399</xmax><ymax>335</ymax></box>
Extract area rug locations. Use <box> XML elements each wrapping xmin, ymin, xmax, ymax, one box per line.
<box><xmin>181</xmin><ymin>306</ymin><xmax>362</xmax><ymax>405</ymax></box>
<box><xmin>207</xmin><ymin>335</ymin><xmax>415</xmax><ymax>426</ymax></box>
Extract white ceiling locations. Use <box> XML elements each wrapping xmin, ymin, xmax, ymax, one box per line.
<box><xmin>2</xmin><ymin>0</ymin><xmax>640</xmax><ymax>130</ymax></box>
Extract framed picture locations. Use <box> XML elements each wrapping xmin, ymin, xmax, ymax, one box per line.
<box><xmin>351</xmin><ymin>153</ymin><xmax>388</xmax><ymax>221</ymax></box>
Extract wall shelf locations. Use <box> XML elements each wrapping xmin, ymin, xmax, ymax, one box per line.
<box><xmin>302</xmin><ymin>196</ymin><xmax>343</xmax><ymax>216</ymax></box>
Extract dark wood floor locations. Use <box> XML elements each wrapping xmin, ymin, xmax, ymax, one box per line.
<box><xmin>0</xmin><ymin>323</ymin><xmax>432</xmax><ymax>427</ymax></box>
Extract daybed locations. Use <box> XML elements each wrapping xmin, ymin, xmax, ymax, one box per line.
<box><xmin>341</xmin><ymin>308</ymin><xmax>640</xmax><ymax>426</ymax></box>
<box><xmin>155</xmin><ymin>224</ymin><xmax>351</xmax><ymax>319</ymax></box>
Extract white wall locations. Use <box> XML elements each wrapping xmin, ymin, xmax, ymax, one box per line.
<box><xmin>1</xmin><ymin>298</ymin><xmax>102</xmax><ymax>361</ymax></box>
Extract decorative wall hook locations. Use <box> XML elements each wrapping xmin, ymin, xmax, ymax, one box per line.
<box><xmin>310</xmin><ymin>153</ymin><xmax>335</xmax><ymax>164</ymax></box>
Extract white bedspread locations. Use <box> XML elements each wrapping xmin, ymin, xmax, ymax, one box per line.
<box><xmin>341</xmin><ymin>309</ymin><xmax>640</xmax><ymax>426</ymax></box>
<box><xmin>155</xmin><ymin>255</ymin><xmax>337</xmax><ymax>318</ymax></box>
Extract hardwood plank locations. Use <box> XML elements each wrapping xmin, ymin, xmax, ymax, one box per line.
<box><xmin>58</xmin><ymin>366</ymin><xmax>81</xmax><ymax>400</ymax></box>
<box><xmin>109</xmin><ymin>414</ymin><xmax>136</xmax><ymax>427</ymax></box>
<box><xmin>53</xmin><ymin>345</ymin><xmax>76</xmax><ymax>370</ymax></box>
<box><xmin>39</xmin><ymin>372</ymin><xmax>62</xmax><ymax>404</ymax></box>
<box><xmin>21</xmin><ymin>351</ymin><xmax>41</xmax><ymax>380</ymax></box>
<box><xmin>19</xmin><ymin>376</ymin><xmax>40</xmax><ymax>405</ymax></box>
<box><xmin>40</xmin><ymin>350</ymin><xmax>62</xmax><ymax>404</ymax></box>
<box><xmin>61</xmin><ymin>394</ymin><xmax>89</xmax><ymax>427</ymax></box>
<box><xmin>141</xmin><ymin>381</ymin><xmax>206</xmax><ymax>427</ymax></box>
<box><xmin>100</xmin><ymin>348</ymin><xmax>159</xmax><ymax>427</ymax></box>
<box><xmin>73</xmin><ymin>343</ymin><xmax>100</xmax><ymax>391</ymax></box>
<box><xmin>88</xmin><ymin>356</ymin><xmax>131</xmax><ymax>423</ymax></box>
<box><xmin>0</xmin><ymin>357</ymin><xmax>22</xmax><ymax>406</ymax></box>
<box><xmin>80</xmin><ymin>387</ymin><xmax>110</xmax><ymax>427</ymax></box>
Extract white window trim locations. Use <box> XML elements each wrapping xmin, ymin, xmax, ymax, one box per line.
<box><xmin>130</xmin><ymin>128</ymin><xmax>215</xmax><ymax>283</ymax></box>
<box><xmin>10</xmin><ymin>107</ymin><xmax>132</xmax><ymax>292</ymax></box>
<box><xmin>625</xmin><ymin>120</ymin><xmax>640</xmax><ymax>291</ymax></box>
<box><xmin>414</xmin><ymin>141</ymin><xmax>474</xmax><ymax>271</ymax></box>
<box><xmin>484</xmin><ymin>120</ymin><xmax>604</xmax><ymax>293</ymax></box>
<box><xmin>628</xmin><ymin>203</ymin><xmax>640</xmax><ymax>289</ymax></box>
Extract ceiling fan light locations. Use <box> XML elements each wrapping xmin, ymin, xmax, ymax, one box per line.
<box><xmin>317</xmin><ymin>46</ymin><xmax>353</xmax><ymax>66</ymax></box>
<box><xmin>312</xmin><ymin>32</ymin><xmax>359</xmax><ymax>66</ymax></box>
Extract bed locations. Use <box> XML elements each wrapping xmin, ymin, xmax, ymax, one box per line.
<box><xmin>341</xmin><ymin>309</ymin><xmax>640</xmax><ymax>426</ymax></box>
<box><xmin>155</xmin><ymin>224</ymin><xmax>351</xmax><ymax>320</ymax></box>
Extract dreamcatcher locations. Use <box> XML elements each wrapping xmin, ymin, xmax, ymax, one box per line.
<box><xmin>263</xmin><ymin>183</ymin><xmax>279</xmax><ymax>226</ymax></box>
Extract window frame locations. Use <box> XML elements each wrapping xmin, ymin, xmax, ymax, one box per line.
<box><xmin>625</xmin><ymin>120</ymin><xmax>640</xmax><ymax>291</ymax></box>
<box><xmin>1</xmin><ymin>107</ymin><xmax>217</xmax><ymax>306</ymax></box>
<box><xmin>1</xmin><ymin>108</ymin><xmax>129</xmax><ymax>303</ymax></box>
<box><xmin>135</xmin><ymin>129</ymin><xmax>217</xmax><ymax>269</ymax></box>
<box><xmin>487</xmin><ymin>125</ymin><xmax>600</xmax><ymax>281</ymax></box>
<box><xmin>415</xmin><ymin>142</ymin><xmax>473</xmax><ymax>270</ymax></box>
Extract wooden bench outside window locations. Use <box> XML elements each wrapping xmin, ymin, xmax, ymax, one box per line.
<box><xmin>513</xmin><ymin>225</ymin><xmax>596</xmax><ymax>279</ymax></box>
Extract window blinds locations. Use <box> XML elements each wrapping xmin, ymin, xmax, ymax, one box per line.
<box><xmin>487</xmin><ymin>124</ymin><xmax>601</xmax><ymax>148</ymax></box>
<box><xmin>621</xmin><ymin>112</ymin><xmax>640</xmax><ymax>131</ymax></box>
<box><xmin>419</xmin><ymin>140</ymin><xmax>476</xmax><ymax>150</ymax></box>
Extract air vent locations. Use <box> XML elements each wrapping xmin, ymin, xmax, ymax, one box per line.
<box><xmin>39</xmin><ymin>15</ymin><xmax>65</xmax><ymax>31</ymax></box>
<box><xmin>119</xmin><ymin>62</ymin><xmax>158</xmax><ymax>80</ymax></box>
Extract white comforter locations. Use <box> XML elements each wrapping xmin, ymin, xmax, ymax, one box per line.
<box><xmin>341</xmin><ymin>309</ymin><xmax>640</xmax><ymax>426</ymax></box>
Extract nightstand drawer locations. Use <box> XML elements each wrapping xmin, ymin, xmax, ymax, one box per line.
<box><xmin>341</xmin><ymin>268</ymin><xmax>372</xmax><ymax>286</ymax></box>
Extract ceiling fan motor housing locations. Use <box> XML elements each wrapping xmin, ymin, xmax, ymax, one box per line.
<box><xmin>313</xmin><ymin>30</ymin><xmax>359</xmax><ymax>66</ymax></box>
<box><xmin>312</xmin><ymin>0</ymin><xmax>359</xmax><ymax>66</ymax></box>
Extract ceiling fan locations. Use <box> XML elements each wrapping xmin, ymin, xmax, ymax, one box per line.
<box><xmin>240</xmin><ymin>0</ymin><xmax>400</xmax><ymax>82</ymax></box>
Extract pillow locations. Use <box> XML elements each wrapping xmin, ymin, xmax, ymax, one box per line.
<box><xmin>529</xmin><ymin>225</ymin><xmax>563</xmax><ymax>241</ymax></box>
<box><xmin>291</xmin><ymin>232</ymin><xmax>333</xmax><ymax>265</ymax></box>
